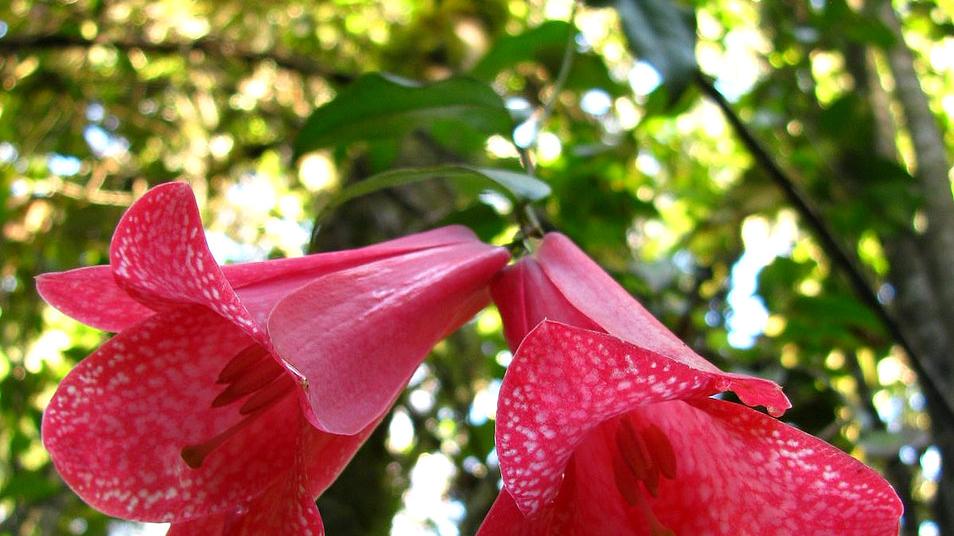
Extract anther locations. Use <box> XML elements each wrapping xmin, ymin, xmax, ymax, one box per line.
<box><xmin>182</xmin><ymin>346</ymin><xmax>297</xmax><ymax>469</ymax></box>
<box><xmin>239</xmin><ymin>374</ymin><xmax>295</xmax><ymax>415</ymax></box>
<box><xmin>616</xmin><ymin>417</ymin><xmax>654</xmax><ymax>482</ymax></box>
<box><xmin>612</xmin><ymin>415</ymin><xmax>679</xmax><ymax>534</ymax></box>
<box><xmin>212</xmin><ymin>359</ymin><xmax>284</xmax><ymax>407</ymax></box>
<box><xmin>217</xmin><ymin>344</ymin><xmax>269</xmax><ymax>384</ymax></box>
<box><xmin>643</xmin><ymin>424</ymin><xmax>677</xmax><ymax>480</ymax></box>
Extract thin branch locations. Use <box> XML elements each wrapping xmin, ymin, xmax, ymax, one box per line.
<box><xmin>15</xmin><ymin>174</ymin><xmax>138</xmax><ymax>206</ymax></box>
<box><xmin>0</xmin><ymin>33</ymin><xmax>355</xmax><ymax>84</ymax></box>
<box><xmin>514</xmin><ymin>2</ymin><xmax>579</xmax><ymax>241</ymax></box>
<box><xmin>694</xmin><ymin>71</ymin><xmax>954</xmax><ymax>422</ymax></box>
<box><xmin>538</xmin><ymin>4</ymin><xmax>578</xmax><ymax>130</ymax></box>
<box><xmin>516</xmin><ymin>1</ymin><xmax>578</xmax><ymax>162</ymax></box>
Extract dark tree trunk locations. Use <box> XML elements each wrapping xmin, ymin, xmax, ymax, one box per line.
<box><xmin>876</xmin><ymin>4</ymin><xmax>954</xmax><ymax>531</ymax></box>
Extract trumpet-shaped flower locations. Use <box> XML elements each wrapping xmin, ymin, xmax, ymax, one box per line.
<box><xmin>479</xmin><ymin>233</ymin><xmax>902</xmax><ymax>535</ymax></box>
<box><xmin>38</xmin><ymin>182</ymin><xmax>509</xmax><ymax>533</ymax></box>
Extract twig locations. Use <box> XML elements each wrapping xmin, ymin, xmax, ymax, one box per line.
<box><xmin>514</xmin><ymin>2</ymin><xmax>579</xmax><ymax>241</ymax></box>
<box><xmin>694</xmin><ymin>71</ymin><xmax>954</xmax><ymax>422</ymax></box>
<box><xmin>539</xmin><ymin>5</ymin><xmax>577</xmax><ymax>130</ymax></box>
<box><xmin>0</xmin><ymin>33</ymin><xmax>355</xmax><ymax>84</ymax></box>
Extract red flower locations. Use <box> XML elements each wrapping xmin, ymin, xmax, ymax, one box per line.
<box><xmin>38</xmin><ymin>182</ymin><xmax>509</xmax><ymax>533</ymax></box>
<box><xmin>479</xmin><ymin>233</ymin><xmax>902</xmax><ymax>535</ymax></box>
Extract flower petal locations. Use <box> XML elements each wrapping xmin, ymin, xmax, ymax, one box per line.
<box><xmin>301</xmin><ymin>415</ymin><xmax>381</xmax><ymax>497</ymax></box>
<box><xmin>476</xmin><ymin>492</ymin><xmax>528</xmax><ymax>536</ymax></box>
<box><xmin>166</xmin><ymin>472</ymin><xmax>324</xmax><ymax>536</ymax></box>
<box><xmin>226</xmin><ymin>458</ymin><xmax>325</xmax><ymax>536</ymax></box>
<box><xmin>268</xmin><ymin>242</ymin><xmax>509</xmax><ymax>435</ymax></box>
<box><xmin>42</xmin><ymin>307</ymin><xmax>304</xmax><ymax>522</ymax></box>
<box><xmin>488</xmin><ymin>399</ymin><xmax>902</xmax><ymax>535</ymax></box>
<box><xmin>536</xmin><ymin>233</ymin><xmax>722</xmax><ymax>373</ymax></box>
<box><xmin>645</xmin><ymin>399</ymin><xmax>902</xmax><ymax>535</ymax></box>
<box><xmin>165</xmin><ymin>408</ymin><xmax>376</xmax><ymax>535</ymax></box>
<box><xmin>477</xmin><ymin>461</ymin><xmax>606</xmax><ymax>536</ymax></box>
<box><xmin>490</xmin><ymin>258</ymin><xmax>602</xmax><ymax>350</ymax></box>
<box><xmin>496</xmin><ymin>321</ymin><xmax>786</xmax><ymax>516</ymax></box>
<box><xmin>535</xmin><ymin>233</ymin><xmax>790</xmax><ymax>414</ymax></box>
<box><xmin>168</xmin><ymin>515</ymin><xmax>228</xmax><ymax>535</ymax></box>
<box><xmin>108</xmin><ymin>182</ymin><xmax>265</xmax><ymax>344</ymax></box>
<box><xmin>36</xmin><ymin>266</ymin><xmax>155</xmax><ymax>331</ymax></box>
<box><xmin>224</xmin><ymin>225</ymin><xmax>480</xmax><ymax>289</ymax></box>
<box><xmin>231</xmin><ymin>226</ymin><xmax>484</xmax><ymax>328</ymax></box>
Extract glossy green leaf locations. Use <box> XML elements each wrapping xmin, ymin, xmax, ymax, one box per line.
<box><xmin>294</xmin><ymin>73</ymin><xmax>512</xmax><ymax>158</ymax></box>
<box><xmin>326</xmin><ymin>165</ymin><xmax>551</xmax><ymax>211</ymax></box>
<box><xmin>472</xmin><ymin>20</ymin><xmax>626</xmax><ymax>95</ymax></box>
<box><xmin>472</xmin><ymin>20</ymin><xmax>572</xmax><ymax>81</ymax></box>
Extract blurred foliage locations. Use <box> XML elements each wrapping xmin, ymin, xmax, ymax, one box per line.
<box><xmin>1</xmin><ymin>0</ymin><xmax>953</xmax><ymax>535</ymax></box>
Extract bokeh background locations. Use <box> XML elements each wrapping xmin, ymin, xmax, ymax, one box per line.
<box><xmin>1</xmin><ymin>0</ymin><xmax>953</xmax><ymax>534</ymax></box>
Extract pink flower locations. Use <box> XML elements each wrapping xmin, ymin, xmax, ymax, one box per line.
<box><xmin>479</xmin><ymin>233</ymin><xmax>902</xmax><ymax>535</ymax></box>
<box><xmin>38</xmin><ymin>182</ymin><xmax>509</xmax><ymax>533</ymax></box>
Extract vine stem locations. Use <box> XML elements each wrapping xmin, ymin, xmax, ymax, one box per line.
<box><xmin>694</xmin><ymin>71</ymin><xmax>954</xmax><ymax>422</ymax></box>
<box><xmin>514</xmin><ymin>1</ymin><xmax>579</xmax><ymax>242</ymax></box>
<box><xmin>539</xmin><ymin>2</ymin><xmax>578</xmax><ymax>130</ymax></box>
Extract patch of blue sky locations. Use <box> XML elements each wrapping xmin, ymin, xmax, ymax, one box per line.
<box><xmin>581</xmin><ymin>88</ymin><xmax>612</xmax><ymax>116</ymax></box>
<box><xmin>628</xmin><ymin>60</ymin><xmax>662</xmax><ymax>97</ymax></box>
<box><xmin>84</xmin><ymin>125</ymin><xmax>129</xmax><ymax>158</ymax></box>
<box><xmin>86</xmin><ymin>102</ymin><xmax>106</xmax><ymax>122</ymax></box>
<box><xmin>47</xmin><ymin>154</ymin><xmax>82</xmax><ymax>176</ymax></box>
<box><xmin>726</xmin><ymin>216</ymin><xmax>796</xmax><ymax>348</ymax></box>
<box><xmin>0</xmin><ymin>142</ymin><xmax>18</xmax><ymax>163</ymax></box>
<box><xmin>468</xmin><ymin>379</ymin><xmax>502</xmax><ymax>426</ymax></box>
<box><xmin>205</xmin><ymin>230</ymin><xmax>267</xmax><ymax>264</ymax></box>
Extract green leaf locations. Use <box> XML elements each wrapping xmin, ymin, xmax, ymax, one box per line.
<box><xmin>595</xmin><ymin>0</ymin><xmax>698</xmax><ymax>103</ymax></box>
<box><xmin>326</xmin><ymin>165</ymin><xmax>551</xmax><ymax>212</ymax></box>
<box><xmin>472</xmin><ymin>20</ymin><xmax>572</xmax><ymax>81</ymax></box>
<box><xmin>472</xmin><ymin>20</ymin><xmax>626</xmax><ymax>96</ymax></box>
<box><xmin>294</xmin><ymin>73</ymin><xmax>513</xmax><ymax>158</ymax></box>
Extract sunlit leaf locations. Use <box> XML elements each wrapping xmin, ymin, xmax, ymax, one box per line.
<box><xmin>471</xmin><ymin>20</ymin><xmax>624</xmax><ymax>95</ymax></box>
<box><xmin>294</xmin><ymin>73</ymin><xmax>512</xmax><ymax>158</ymax></box>
<box><xmin>325</xmin><ymin>165</ymin><xmax>551</xmax><ymax>212</ymax></box>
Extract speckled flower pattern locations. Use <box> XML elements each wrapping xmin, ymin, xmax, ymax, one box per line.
<box><xmin>479</xmin><ymin>233</ymin><xmax>902</xmax><ymax>536</ymax></box>
<box><xmin>39</xmin><ymin>182</ymin><xmax>509</xmax><ymax>534</ymax></box>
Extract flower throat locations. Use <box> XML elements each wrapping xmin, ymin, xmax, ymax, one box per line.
<box><xmin>611</xmin><ymin>416</ymin><xmax>678</xmax><ymax>536</ymax></box>
<box><xmin>181</xmin><ymin>344</ymin><xmax>295</xmax><ymax>469</ymax></box>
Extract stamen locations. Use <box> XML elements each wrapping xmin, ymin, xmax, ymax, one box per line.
<box><xmin>638</xmin><ymin>493</ymin><xmax>675</xmax><ymax>536</ymax></box>
<box><xmin>181</xmin><ymin>377</ymin><xmax>294</xmax><ymax>468</ymax></box>
<box><xmin>211</xmin><ymin>360</ymin><xmax>284</xmax><ymax>407</ymax></box>
<box><xmin>642</xmin><ymin>463</ymin><xmax>660</xmax><ymax>497</ymax></box>
<box><xmin>181</xmin><ymin>414</ymin><xmax>257</xmax><ymax>469</ymax></box>
<box><xmin>182</xmin><ymin>345</ymin><xmax>297</xmax><ymax>469</ymax></box>
<box><xmin>643</xmin><ymin>424</ymin><xmax>677</xmax><ymax>480</ymax></box>
<box><xmin>612</xmin><ymin>453</ymin><xmax>674</xmax><ymax>535</ymax></box>
<box><xmin>612</xmin><ymin>454</ymin><xmax>641</xmax><ymax>506</ymax></box>
<box><xmin>216</xmin><ymin>344</ymin><xmax>269</xmax><ymax>384</ymax></box>
<box><xmin>616</xmin><ymin>417</ymin><xmax>654</xmax><ymax>482</ymax></box>
<box><xmin>239</xmin><ymin>374</ymin><xmax>295</xmax><ymax>415</ymax></box>
<box><xmin>612</xmin><ymin>416</ymin><xmax>679</xmax><ymax>533</ymax></box>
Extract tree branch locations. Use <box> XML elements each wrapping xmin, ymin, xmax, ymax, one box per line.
<box><xmin>0</xmin><ymin>33</ymin><xmax>355</xmax><ymax>84</ymax></box>
<box><xmin>694</xmin><ymin>71</ymin><xmax>954</xmax><ymax>423</ymax></box>
<box><xmin>877</xmin><ymin>2</ymin><xmax>954</xmax><ymax>352</ymax></box>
